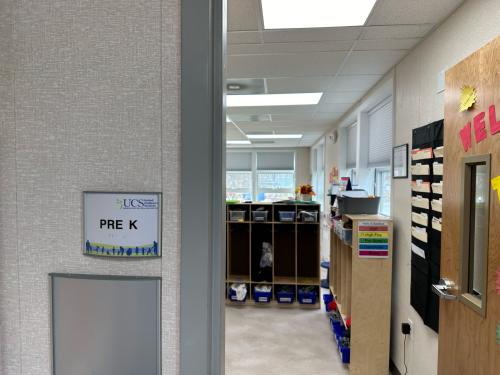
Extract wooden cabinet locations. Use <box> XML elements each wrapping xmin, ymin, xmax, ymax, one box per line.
<box><xmin>330</xmin><ymin>214</ymin><xmax>393</xmax><ymax>374</ymax></box>
<box><xmin>226</xmin><ymin>203</ymin><xmax>321</xmax><ymax>308</ymax></box>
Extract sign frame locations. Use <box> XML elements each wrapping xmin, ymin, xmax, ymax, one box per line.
<box><xmin>83</xmin><ymin>191</ymin><xmax>162</xmax><ymax>258</ymax></box>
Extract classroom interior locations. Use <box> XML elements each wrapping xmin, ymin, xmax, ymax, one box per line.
<box><xmin>0</xmin><ymin>1</ymin><xmax>499</xmax><ymax>375</ymax></box>
<box><xmin>223</xmin><ymin>1</ymin><xmax>500</xmax><ymax>374</ymax></box>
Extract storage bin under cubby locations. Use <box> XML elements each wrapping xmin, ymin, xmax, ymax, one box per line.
<box><xmin>298</xmin><ymin>210</ymin><xmax>318</xmax><ymax>223</ymax></box>
<box><xmin>297</xmin><ymin>286</ymin><xmax>318</xmax><ymax>304</ymax></box>
<box><xmin>278</xmin><ymin>211</ymin><xmax>295</xmax><ymax>222</ymax></box>
<box><xmin>229</xmin><ymin>210</ymin><xmax>246</xmax><ymax>222</ymax></box>
<box><xmin>275</xmin><ymin>286</ymin><xmax>295</xmax><ymax>304</ymax></box>
<box><xmin>252</xmin><ymin>210</ymin><xmax>269</xmax><ymax>222</ymax></box>
<box><xmin>228</xmin><ymin>284</ymin><xmax>248</xmax><ymax>302</ymax></box>
<box><xmin>253</xmin><ymin>286</ymin><xmax>272</xmax><ymax>303</ymax></box>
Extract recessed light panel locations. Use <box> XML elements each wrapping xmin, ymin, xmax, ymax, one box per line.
<box><xmin>227</xmin><ymin>140</ymin><xmax>252</xmax><ymax>145</ymax></box>
<box><xmin>246</xmin><ymin>134</ymin><xmax>303</xmax><ymax>140</ymax></box>
<box><xmin>227</xmin><ymin>93</ymin><xmax>322</xmax><ymax>107</ymax></box>
<box><xmin>261</xmin><ymin>0</ymin><xmax>377</xmax><ymax>29</ymax></box>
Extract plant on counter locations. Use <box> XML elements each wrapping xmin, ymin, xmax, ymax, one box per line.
<box><xmin>295</xmin><ymin>184</ymin><xmax>316</xmax><ymax>201</ymax></box>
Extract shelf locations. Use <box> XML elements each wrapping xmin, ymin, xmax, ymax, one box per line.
<box><xmin>225</xmin><ymin>299</ymin><xmax>320</xmax><ymax>309</ymax></box>
<box><xmin>250</xmin><ymin>280</ymin><xmax>272</xmax><ymax>284</ymax></box>
<box><xmin>273</xmin><ymin>276</ymin><xmax>296</xmax><ymax>284</ymax></box>
<box><xmin>226</xmin><ymin>275</ymin><xmax>250</xmax><ymax>283</ymax></box>
<box><xmin>296</xmin><ymin>277</ymin><xmax>320</xmax><ymax>285</ymax></box>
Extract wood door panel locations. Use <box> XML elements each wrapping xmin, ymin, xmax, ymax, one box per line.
<box><xmin>439</xmin><ymin>36</ymin><xmax>500</xmax><ymax>375</ymax></box>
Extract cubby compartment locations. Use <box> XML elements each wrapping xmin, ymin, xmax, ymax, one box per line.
<box><xmin>227</xmin><ymin>223</ymin><xmax>250</xmax><ymax>281</ymax></box>
<box><xmin>273</xmin><ymin>224</ymin><xmax>296</xmax><ymax>284</ymax></box>
<box><xmin>251</xmin><ymin>204</ymin><xmax>271</xmax><ymax>222</ymax></box>
<box><xmin>297</xmin><ymin>224</ymin><xmax>320</xmax><ymax>284</ymax></box>
<box><xmin>251</xmin><ymin>223</ymin><xmax>273</xmax><ymax>283</ymax></box>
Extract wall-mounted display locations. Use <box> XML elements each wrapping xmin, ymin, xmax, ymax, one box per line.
<box><xmin>392</xmin><ymin>143</ymin><xmax>408</xmax><ymax>178</ymax></box>
<box><xmin>83</xmin><ymin>192</ymin><xmax>161</xmax><ymax>257</ymax></box>
<box><xmin>410</xmin><ymin>120</ymin><xmax>443</xmax><ymax>333</ymax></box>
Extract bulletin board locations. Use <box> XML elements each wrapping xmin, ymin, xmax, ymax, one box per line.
<box><xmin>410</xmin><ymin>120</ymin><xmax>444</xmax><ymax>333</ymax></box>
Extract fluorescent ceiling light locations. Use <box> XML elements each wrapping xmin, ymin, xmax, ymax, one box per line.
<box><xmin>261</xmin><ymin>0</ymin><xmax>377</xmax><ymax>29</ymax></box>
<box><xmin>227</xmin><ymin>93</ymin><xmax>322</xmax><ymax>107</ymax></box>
<box><xmin>227</xmin><ymin>140</ymin><xmax>251</xmax><ymax>145</ymax></box>
<box><xmin>246</xmin><ymin>134</ymin><xmax>303</xmax><ymax>140</ymax></box>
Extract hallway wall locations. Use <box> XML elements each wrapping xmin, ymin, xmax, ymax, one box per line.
<box><xmin>0</xmin><ymin>1</ymin><xmax>180</xmax><ymax>374</ymax></box>
<box><xmin>391</xmin><ymin>0</ymin><xmax>500</xmax><ymax>373</ymax></box>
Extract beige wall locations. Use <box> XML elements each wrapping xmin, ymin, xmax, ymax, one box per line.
<box><xmin>0</xmin><ymin>1</ymin><xmax>180</xmax><ymax>374</ymax></box>
<box><xmin>392</xmin><ymin>1</ymin><xmax>500</xmax><ymax>374</ymax></box>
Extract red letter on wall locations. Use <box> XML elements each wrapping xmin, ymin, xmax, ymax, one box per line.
<box><xmin>489</xmin><ymin>104</ymin><xmax>500</xmax><ymax>135</ymax></box>
<box><xmin>459</xmin><ymin>122</ymin><xmax>472</xmax><ymax>152</ymax></box>
<box><xmin>473</xmin><ymin>111</ymin><xmax>487</xmax><ymax>143</ymax></box>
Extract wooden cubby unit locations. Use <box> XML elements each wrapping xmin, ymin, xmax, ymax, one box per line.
<box><xmin>226</xmin><ymin>202</ymin><xmax>321</xmax><ymax>308</ymax></box>
<box><xmin>330</xmin><ymin>214</ymin><xmax>393</xmax><ymax>375</ymax></box>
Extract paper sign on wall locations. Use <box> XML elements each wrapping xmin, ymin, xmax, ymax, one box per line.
<box><xmin>83</xmin><ymin>192</ymin><xmax>162</xmax><ymax>257</ymax></box>
<box><xmin>492</xmin><ymin>176</ymin><xmax>500</xmax><ymax>203</ymax></box>
<box><xmin>358</xmin><ymin>221</ymin><xmax>389</xmax><ymax>258</ymax></box>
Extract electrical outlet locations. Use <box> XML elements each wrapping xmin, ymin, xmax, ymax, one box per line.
<box><xmin>401</xmin><ymin>322</ymin><xmax>411</xmax><ymax>335</ymax></box>
<box><xmin>407</xmin><ymin>318</ymin><xmax>413</xmax><ymax>332</ymax></box>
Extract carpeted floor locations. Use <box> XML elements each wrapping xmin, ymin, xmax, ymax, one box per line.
<box><xmin>225</xmin><ymin>305</ymin><xmax>349</xmax><ymax>375</ymax></box>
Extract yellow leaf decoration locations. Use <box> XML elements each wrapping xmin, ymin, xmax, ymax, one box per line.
<box><xmin>460</xmin><ymin>86</ymin><xmax>477</xmax><ymax>112</ymax></box>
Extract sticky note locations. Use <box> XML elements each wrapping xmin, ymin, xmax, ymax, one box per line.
<box><xmin>492</xmin><ymin>176</ymin><xmax>500</xmax><ymax>202</ymax></box>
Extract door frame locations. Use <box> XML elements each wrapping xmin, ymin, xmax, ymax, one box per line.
<box><xmin>180</xmin><ymin>0</ymin><xmax>225</xmax><ymax>374</ymax></box>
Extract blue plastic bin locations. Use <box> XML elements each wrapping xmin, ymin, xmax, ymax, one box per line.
<box><xmin>341</xmin><ymin>347</ymin><xmax>350</xmax><ymax>364</ymax></box>
<box><xmin>276</xmin><ymin>289</ymin><xmax>295</xmax><ymax>304</ymax></box>
<box><xmin>278</xmin><ymin>211</ymin><xmax>296</xmax><ymax>222</ymax></box>
<box><xmin>253</xmin><ymin>287</ymin><xmax>272</xmax><ymax>303</ymax></box>
<box><xmin>228</xmin><ymin>287</ymin><xmax>246</xmax><ymax>302</ymax></box>
<box><xmin>298</xmin><ymin>288</ymin><xmax>318</xmax><ymax>304</ymax></box>
<box><xmin>323</xmin><ymin>293</ymin><xmax>334</xmax><ymax>304</ymax></box>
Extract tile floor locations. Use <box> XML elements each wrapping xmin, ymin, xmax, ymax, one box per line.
<box><xmin>225</xmin><ymin>305</ymin><xmax>349</xmax><ymax>375</ymax></box>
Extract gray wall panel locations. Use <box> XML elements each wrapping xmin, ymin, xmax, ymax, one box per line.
<box><xmin>0</xmin><ymin>0</ymin><xmax>180</xmax><ymax>373</ymax></box>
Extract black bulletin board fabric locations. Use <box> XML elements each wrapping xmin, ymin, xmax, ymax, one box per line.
<box><xmin>410</xmin><ymin>120</ymin><xmax>443</xmax><ymax>333</ymax></box>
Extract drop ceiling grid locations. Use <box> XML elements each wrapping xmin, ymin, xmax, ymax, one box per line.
<box><xmin>226</xmin><ymin>0</ymin><xmax>465</xmax><ymax>147</ymax></box>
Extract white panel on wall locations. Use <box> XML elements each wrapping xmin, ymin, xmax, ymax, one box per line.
<box><xmin>368</xmin><ymin>98</ymin><xmax>393</xmax><ymax>167</ymax></box>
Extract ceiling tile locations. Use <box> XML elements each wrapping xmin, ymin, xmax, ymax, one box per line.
<box><xmin>227</xmin><ymin>40</ymin><xmax>353</xmax><ymax>55</ymax></box>
<box><xmin>321</xmin><ymin>91</ymin><xmax>365</xmax><ymax>104</ymax></box>
<box><xmin>227</xmin><ymin>51</ymin><xmax>348</xmax><ymax>78</ymax></box>
<box><xmin>354</xmin><ymin>38</ymin><xmax>421</xmax><ymax>51</ymax></box>
<box><xmin>313</xmin><ymin>112</ymin><xmax>344</xmax><ymax>121</ymax></box>
<box><xmin>316</xmin><ymin>102</ymin><xmax>352</xmax><ymax>113</ymax></box>
<box><xmin>368</xmin><ymin>0</ymin><xmax>464</xmax><ymax>26</ymax></box>
<box><xmin>227</xmin><ymin>0</ymin><xmax>260</xmax><ymax>31</ymax></box>
<box><xmin>270</xmin><ymin>113</ymin><xmax>322</xmax><ymax>122</ymax></box>
<box><xmin>362</xmin><ymin>24</ymin><xmax>434</xmax><ymax>40</ymax></box>
<box><xmin>329</xmin><ymin>75</ymin><xmax>383</xmax><ymax>91</ymax></box>
<box><xmin>266</xmin><ymin>76</ymin><xmax>334</xmax><ymax>94</ymax></box>
<box><xmin>262</xmin><ymin>27</ymin><xmax>362</xmax><ymax>43</ymax></box>
<box><xmin>228</xmin><ymin>31</ymin><xmax>262</xmax><ymax>44</ymax></box>
<box><xmin>339</xmin><ymin>50</ymin><xmax>408</xmax><ymax>75</ymax></box>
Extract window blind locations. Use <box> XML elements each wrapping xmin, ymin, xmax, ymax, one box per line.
<box><xmin>226</xmin><ymin>151</ymin><xmax>252</xmax><ymax>171</ymax></box>
<box><xmin>256</xmin><ymin>151</ymin><xmax>295</xmax><ymax>171</ymax></box>
<box><xmin>368</xmin><ymin>98</ymin><xmax>393</xmax><ymax>167</ymax></box>
<box><xmin>346</xmin><ymin>123</ymin><xmax>357</xmax><ymax>169</ymax></box>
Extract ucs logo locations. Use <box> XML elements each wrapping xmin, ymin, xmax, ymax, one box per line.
<box><xmin>116</xmin><ymin>198</ymin><xmax>148</xmax><ymax>209</ymax></box>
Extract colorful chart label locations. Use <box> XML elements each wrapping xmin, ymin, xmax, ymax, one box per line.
<box><xmin>358</xmin><ymin>221</ymin><xmax>389</xmax><ymax>259</ymax></box>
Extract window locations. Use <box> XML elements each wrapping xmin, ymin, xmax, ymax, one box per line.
<box><xmin>460</xmin><ymin>155</ymin><xmax>490</xmax><ymax>316</ymax></box>
<box><xmin>375</xmin><ymin>168</ymin><xmax>391</xmax><ymax>216</ymax></box>
<box><xmin>226</xmin><ymin>150</ymin><xmax>296</xmax><ymax>202</ymax></box>
<box><xmin>346</xmin><ymin>123</ymin><xmax>357</xmax><ymax>169</ymax></box>
<box><xmin>226</xmin><ymin>151</ymin><xmax>252</xmax><ymax>201</ymax></box>
<box><xmin>368</xmin><ymin>98</ymin><xmax>393</xmax><ymax>167</ymax></box>
<box><xmin>256</xmin><ymin>151</ymin><xmax>295</xmax><ymax>202</ymax></box>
